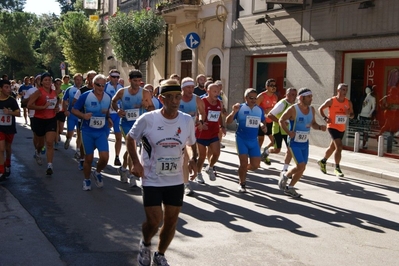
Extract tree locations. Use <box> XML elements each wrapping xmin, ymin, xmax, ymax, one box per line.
<box><xmin>59</xmin><ymin>11</ymin><xmax>102</xmax><ymax>73</ymax></box>
<box><xmin>0</xmin><ymin>0</ymin><xmax>26</xmax><ymax>11</ymax></box>
<box><xmin>0</xmin><ymin>11</ymin><xmax>41</xmax><ymax>77</ymax></box>
<box><xmin>57</xmin><ymin>0</ymin><xmax>76</xmax><ymax>14</ymax></box>
<box><xmin>37</xmin><ymin>15</ymin><xmax>65</xmax><ymax>77</ymax></box>
<box><xmin>107</xmin><ymin>10</ymin><xmax>165</xmax><ymax>69</ymax></box>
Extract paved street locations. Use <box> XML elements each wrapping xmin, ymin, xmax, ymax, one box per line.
<box><xmin>1</xmin><ymin>118</ymin><xmax>399</xmax><ymax>266</ymax></box>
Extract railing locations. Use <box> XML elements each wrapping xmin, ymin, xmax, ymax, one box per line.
<box><xmin>156</xmin><ymin>0</ymin><xmax>201</xmax><ymax>13</ymax></box>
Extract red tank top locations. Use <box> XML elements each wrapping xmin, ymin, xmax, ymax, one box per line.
<box><xmin>195</xmin><ymin>97</ymin><xmax>222</xmax><ymax>139</ymax></box>
<box><xmin>34</xmin><ymin>87</ymin><xmax>58</xmax><ymax>119</ymax></box>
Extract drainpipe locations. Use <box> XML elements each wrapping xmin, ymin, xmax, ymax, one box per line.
<box><xmin>164</xmin><ymin>24</ymin><xmax>169</xmax><ymax>78</ymax></box>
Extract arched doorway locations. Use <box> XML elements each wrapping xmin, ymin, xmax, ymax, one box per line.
<box><xmin>212</xmin><ymin>56</ymin><xmax>221</xmax><ymax>81</ymax></box>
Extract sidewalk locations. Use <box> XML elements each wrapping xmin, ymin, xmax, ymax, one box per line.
<box><xmin>221</xmin><ymin>130</ymin><xmax>398</xmax><ymax>181</ymax></box>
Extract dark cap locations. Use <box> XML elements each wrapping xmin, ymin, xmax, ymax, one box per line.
<box><xmin>40</xmin><ymin>72</ymin><xmax>52</xmax><ymax>82</ymax></box>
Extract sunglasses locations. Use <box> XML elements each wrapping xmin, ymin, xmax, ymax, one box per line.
<box><xmin>269</xmin><ymin>85</ymin><xmax>277</xmax><ymax>88</ymax></box>
<box><xmin>95</xmin><ymin>83</ymin><xmax>106</xmax><ymax>87</ymax></box>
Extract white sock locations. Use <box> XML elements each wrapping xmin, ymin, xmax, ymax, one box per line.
<box><xmin>283</xmin><ymin>164</ymin><xmax>289</xmax><ymax>171</ymax></box>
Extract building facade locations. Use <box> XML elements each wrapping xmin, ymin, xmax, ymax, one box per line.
<box><xmin>100</xmin><ymin>0</ymin><xmax>399</xmax><ymax>158</ymax></box>
<box><xmin>230</xmin><ymin>0</ymin><xmax>399</xmax><ymax>158</ymax></box>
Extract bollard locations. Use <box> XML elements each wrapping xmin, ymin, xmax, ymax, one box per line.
<box><xmin>378</xmin><ymin>135</ymin><xmax>384</xmax><ymax>157</ymax></box>
<box><xmin>354</xmin><ymin>132</ymin><xmax>360</xmax><ymax>152</ymax></box>
<box><xmin>387</xmin><ymin>134</ymin><xmax>393</xmax><ymax>153</ymax></box>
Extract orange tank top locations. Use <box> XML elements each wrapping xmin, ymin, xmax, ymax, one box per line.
<box><xmin>258</xmin><ymin>92</ymin><xmax>278</xmax><ymax>123</ymax></box>
<box><xmin>327</xmin><ymin>97</ymin><xmax>349</xmax><ymax>132</ymax></box>
<box><xmin>34</xmin><ymin>87</ymin><xmax>58</xmax><ymax>119</ymax></box>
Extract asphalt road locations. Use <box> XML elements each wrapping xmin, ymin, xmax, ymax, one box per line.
<box><xmin>2</xmin><ymin>120</ymin><xmax>399</xmax><ymax>266</ymax></box>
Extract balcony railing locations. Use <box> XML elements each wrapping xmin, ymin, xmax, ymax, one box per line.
<box><xmin>155</xmin><ymin>0</ymin><xmax>201</xmax><ymax>13</ymax></box>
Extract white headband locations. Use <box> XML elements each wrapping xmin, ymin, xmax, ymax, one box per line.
<box><xmin>182</xmin><ymin>81</ymin><xmax>195</xmax><ymax>88</ymax></box>
<box><xmin>298</xmin><ymin>91</ymin><xmax>312</xmax><ymax>98</ymax></box>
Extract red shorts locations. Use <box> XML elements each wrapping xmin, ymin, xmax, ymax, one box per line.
<box><xmin>0</xmin><ymin>132</ymin><xmax>15</xmax><ymax>143</ymax></box>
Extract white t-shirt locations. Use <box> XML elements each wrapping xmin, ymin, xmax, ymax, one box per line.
<box><xmin>269</xmin><ymin>100</ymin><xmax>287</xmax><ymax>117</ymax></box>
<box><xmin>359</xmin><ymin>94</ymin><xmax>376</xmax><ymax>118</ymax></box>
<box><xmin>128</xmin><ymin>109</ymin><xmax>196</xmax><ymax>187</ymax></box>
<box><xmin>24</xmin><ymin>87</ymin><xmax>38</xmax><ymax>117</ymax></box>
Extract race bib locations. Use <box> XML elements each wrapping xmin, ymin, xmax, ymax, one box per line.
<box><xmin>125</xmin><ymin>108</ymin><xmax>140</xmax><ymax>121</ymax></box>
<box><xmin>0</xmin><ymin>112</ymin><xmax>12</xmax><ymax>126</ymax></box>
<box><xmin>245</xmin><ymin>115</ymin><xmax>260</xmax><ymax>128</ymax></box>
<box><xmin>207</xmin><ymin>110</ymin><xmax>221</xmax><ymax>122</ymax></box>
<box><xmin>335</xmin><ymin>115</ymin><xmax>347</xmax><ymax>124</ymax></box>
<box><xmin>294</xmin><ymin>131</ymin><xmax>309</xmax><ymax>143</ymax></box>
<box><xmin>89</xmin><ymin>116</ymin><xmax>105</xmax><ymax>129</ymax></box>
<box><xmin>46</xmin><ymin>98</ymin><xmax>57</xmax><ymax>109</ymax></box>
<box><xmin>156</xmin><ymin>156</ymin><xmax>181</xmax><ymax>176</ymax></box>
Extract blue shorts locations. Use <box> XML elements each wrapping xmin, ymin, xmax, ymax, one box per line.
<box><xmin>110</xmin><ymin>113</ymin><xmax>121</xmax><ymax>133</ymax></box>
<box><xmin>81</xmin><ymin>130</ymin><xmax>109</xmax><ymax>155</ymax></box>
<box><xmin>120</xmin><ymin>121</ymin><xmax>134</xmax><ymax>137</ymax></box>
<box><xmin>196</xmin><ymin>137</ymin><xmax>219</xmax><ymax>147</ymax></box>
<box><xmin>236</xmin><ymin>134</ymin><xmax>261</xmax><ymax>157</ymax></box>
<box><xmin>288</xmin><ymin>143</ymin><xmax>309</xmax><ymax>164</ymax></box>
<box><xmin>66</xmin><ymin>113</ymin><xmax>79</xmax><ymax>131</ymax></box>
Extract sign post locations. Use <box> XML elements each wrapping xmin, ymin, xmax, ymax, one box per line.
<box><xmin>60</xmin><ymin>62</ymin><xmax>66</xmax><ymax>78</ymax></box>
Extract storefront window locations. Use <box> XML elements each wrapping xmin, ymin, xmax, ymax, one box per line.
<box><xmin>343</xmin><ymin>51</ymin><xmax>399</xmax><ymax>158</ymax></box>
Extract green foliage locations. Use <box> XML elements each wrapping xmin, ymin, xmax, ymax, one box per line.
<box><xmin>0</xmin><ymin>11</ymin><xmax>39</xmax><ymax>75</ymax></box>
<box><xmin>59</xmin><ymin>11</ymin><xmax>102</xmax><ymax>73</ymax></box>
<box><xmin>57</xmin><ymin>0</ymin><xmax>76</xmax><ymax>14</ymax></box>
<box><xmin>107</xmin><ymin>10</ymin><xmax>165</xmax><ymax>69</ymax></box>
<box><xmin>40</xmin><ymin>31</ymin><xmax>64</xmax><ymax>72</ymax></box>
<box><xmin>0</xmin><ymin>0</ymin><xmax>26</xmax><ymax>11</ymax></box>
<box><xmin>0</xmin><ymin>10</ymin><xmax>67</xmax><ymax>79</ymax></box>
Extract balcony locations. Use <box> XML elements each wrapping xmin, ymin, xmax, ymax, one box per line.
<box><xmin>156</xmin><ymin>0</ymin><xmax>201</xmax><ymax>24</ymax></box>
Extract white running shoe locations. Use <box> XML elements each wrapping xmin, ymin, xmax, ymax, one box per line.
<box><xmin>91</xmin><ymin>170</ymin><xmax>103</xmax><ymax>188</ymax></box>
<box><xmin>238</xmin><ymin>184</ymin><xmax>247</xmax><ymax>193</ymax></box>
<box><xmin>129</xmin><ymin>174</ymin><xmax>138</xmax><ymax>187</ymax></box>
<box><xmin>82</xmin><ymin>179</ymin><xmax>91</xmax><ymax>191</ymax></box>
<box><xmin>34</xmin><ymin>153</ymin><xmax>43</xmax><ymax>166</ymax></box>
<box><xmin>205</xmin><ymin>166</ymin><xmax>216</xmax><ymax>181</ymax></box>
<box><xmin>152</xmin><ymin>252</ymin><xmax>169</xmax><ymax>266</ymax></box>
<box><xmin>278</xmin><ymin>171</ymin><xmax>289</xmax><ymax>191</ymax></box>
<box><xmin>117</xmin><ymin>167</ymin><xmax>128</xmax><ymax>183</ymax></box>
<box><xmin>185</xmin><ymin>183</ymin><xmax>194</xmax><ymax>196</ymax></box>
<box><xmin>196</xmin><ymin>173</ymin><xmax>205</xmax><ymax>184</ymax></box>
<box><xmin>74</xmin><ymin>151</ymin><xmax>81</xmax><ymax>159</ymax></box>
<box><xmin>137</xmin><ymin>240</ymin><xmax>151</xmax><ymax>266</ymax></box>
<box><xmin>284</xmin><ymin>187</ymin><xmax>302</xmax><ymax>198</ymax></box>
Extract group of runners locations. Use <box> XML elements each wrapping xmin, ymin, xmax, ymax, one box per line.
<box><xmin>0</xmin><ymin>70</ymin><xmax>355</xmax><ymax>266</ymax></box>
